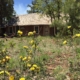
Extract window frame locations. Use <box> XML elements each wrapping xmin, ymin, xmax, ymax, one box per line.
<box><xmin>34</xmin><ymin>26</ymin><xmax>39</xmax><ymax>34</ymax></box>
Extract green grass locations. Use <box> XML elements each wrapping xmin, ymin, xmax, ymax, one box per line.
<box><xmin>0</xmin><ymin>36</ymin><xmax>80</xmax><ymax>80</ymax></box>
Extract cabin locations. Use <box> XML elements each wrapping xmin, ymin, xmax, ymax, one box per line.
<box><xmin>6</xmin><ymin>13</ymin><xmax>57</xmax><ymax>36</ymax></box>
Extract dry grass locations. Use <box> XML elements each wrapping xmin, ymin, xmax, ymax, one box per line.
<box><xmin>0</xmin><ymin>36</ymin><xmax>80</xmax><ymax>80</ymax></box>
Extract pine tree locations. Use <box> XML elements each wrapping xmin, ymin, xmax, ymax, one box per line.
<box><xmin>0</xmin><ymin>0</ymin><xmax>14</xmax><ymax>36</ymax></box>
<box><xmin>0</xmin><ymin>0</ymin><xmax>14</xmax><ymax>27</ymax></box>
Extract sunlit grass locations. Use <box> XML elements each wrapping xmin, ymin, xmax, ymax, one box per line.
<box><xmin>0</xmin><ymin>35</ymin><xmax>80</xmax><ymax>80</ymax></box>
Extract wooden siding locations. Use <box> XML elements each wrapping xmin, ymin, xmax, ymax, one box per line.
<box><xmin>5</xmin><ymin>25</ymin><xmax>56</xmax><ymax>36</ymax></box>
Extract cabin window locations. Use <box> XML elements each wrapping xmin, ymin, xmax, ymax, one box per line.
<box><xmin>16</xmin><ymin>26</ymin><xmax>19</xmax><ymax>33</ymax></box>
<box><xmin>9</xmin><ymin>27</ymin><xmax>13</xmax><ymax>33</ymax></box>
<box><xmin>34</xmin><ymin>26</ymin><xmax>39</xmax><ymax>34</ymax></box>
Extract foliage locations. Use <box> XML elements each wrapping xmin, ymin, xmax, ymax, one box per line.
<box><xmin>0</xmin><ymin>0</ymin><xmax>14</xmax><ymax>36</ymax></box>
<box><xmin>0</xmin><ymin>0</ymin><xmax>14</xmax><ymax>27</ymax></box>
<box><xmin>27</xmin><ymin>0</ymin><xmax>80</xmax><ymax>36</ymax></box>
<box><xmin>64</xmin><ymin>0</ymin><xmax>80</xmax><ymax>35</ymax></box>
<box><xmin>27</xmin><ymin>0</ymin><xmax>39</xmax><ymax>13</ymax></box>
<box><xmin>51</xmin><ymin>19</ymin><xmax>67</xmax><ymax>36</ymax></box>
<box><xmin>0</xmin><ymin>40</ymin><xmax>11</xmax><ymax>80</ymax></box>
<box><xmin>27</xmin><ymin>0</ymin><xmax>64</xmax><ymax>22</ymax></box>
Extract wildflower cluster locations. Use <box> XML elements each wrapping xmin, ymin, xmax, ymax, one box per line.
<box><xmin>0</xmin><ymin>40</ymin><xmax>11</xmax><ymax>80</ymax></box>
<box><xmin>0</xmin><ymin>56</ymin><xmax>10</xmax><ymax>65</ymax></box>
<box><xmin>20</xmin><ymin>56</ymin><xmax>31</xmax><ymax>62</ymax></box>
<box><xmin>30</xmin><ymin>64</ymin><xmax>40</xmax><ymax>72</ymax></box>
<box><xmin>0</xmin><ymin>70</ymin><xmax>10</xmax><ymax>75</ymax></box>
<box><xmin>28</xmin><ymin>31</ymin><xmax>36</xmax><ymax>36</ymax></box>
<box><xmin>17</xmin><ymin>30</ymin><xmax>23</xmax><ymax>36</ymax></box>
<box><xmin>0</xmin><ymin>49</ymin><xmax>11</xmax><ymax>66</ymax></box>
<box><xmin>18</xmin><ymin>31</ymin><xmax>40</xmax><ymax>77</ymax></box>
<box><xmin>29</xmin><ymin>40</ymin><xmax>37</xmax><ymax>49</ymax></box>
<box><xmin>19</xmin><ymin>49</ymin><xmax>40</xmax><ymax>75</ymax></box>
<box><xmin>0</xmin><ymin>30</ymin><xmax>41</xmax><ymax>80</ymax></box>
<box><xmin>20</xmin><ymin>56</ymin><xmax>40</xmax><ymax>74</ymax></box>
<box><xmin>19</xmin><ymin>55</ymin><xmax>40</xmax><ymax>73</ymax></box>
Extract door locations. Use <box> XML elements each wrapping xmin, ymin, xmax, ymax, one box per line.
<box><xmin>43</xmin><ymin>26</ymin><xmax>50</xmax><ymax>36</ymax></box>
<box><xmin>34</xmin><ymin>26</ymin><xmax>39</xmax><ymax>34</ymax></box>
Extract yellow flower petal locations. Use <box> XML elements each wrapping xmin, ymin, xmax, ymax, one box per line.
<box><xmin>63</xmin><ymin>40</ymin><xmax>67</xmax><ymax>44</ymax></box>
<box><xmin>19</xmin><ymin>77</ymin><xmax>25</xmax><ymax>80</ymax></box>
<box><xmin>27</xmin><ymin>63</ymin><xmax>31</xmax><ymax>67</ymax></box>
<box><xmin>30</xmin><ymin>67</ymin><xmax>35</xmax><ymax>71</ymax></box>
<box><xmin>28</xmin><ymin>32</ymin><xmax>34</xmax><ymax>36</ymax></box>
<box><xmin>67</xmin><ymin>26</ymin><xmax>71</xmax><ymax>29</ymax></box>
<box><xmin>9</xmin><ymin>75</ymin><xmax>14</xmax><ymax>80</ymax></box>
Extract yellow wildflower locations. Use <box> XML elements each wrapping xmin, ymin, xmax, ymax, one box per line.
<box><xmin>0</xmin><ymin>71</ymin><xmax>10</xmax><ymax>75</ymax></box>
<box><xmin>5</xmin><ymin>71</ymin><xmax>10</xmax><ymax>75</ymax></box>
<box><xmin>75</xmin><ymin>34</ymin><xmax>80</xmax><ymax>37</ymax></box>
<box><xmin>0</xmin><ymin>71</ymin><xmax>4</xmax><ymax>75</ymax></box>
<box><xmin>32</xmin><ymin>64</ymin><xmax>40</xmax><ymax>72</ymax></box>
<box><xmin>28</xmin><ymin>32</ymin><xmax>33</xmax><ymax>36</ymax></box>
<box><xmin>30</xmin><ymin>67</ymin><xmax>35</xmax><ymax>71</ymax></box>
<box><xmin>17</xmin><ymin>30</ymin><xmax>21</xmax><ymax>33</ymax></box>
<box><xmin>30</xmin><ymin>40</ymin><xmax>34</xmax><ymax>44</ymax></box>
<box><xmin>9</xmin><ymin>75</ymin><xmax>14</xmax><ymax>80</ymax></box>
<box><xmin>22</xmin><ymin>57</ymin><xmax>27</xmax><ymax>61</ymax></box>
<box><xmin>63</xmin><ymin>40</ymin><xmax>67</xmax><ymax>44</ymax></box>
<box><xmin>19</xmin><ymin>77</ymin><xmax>25</xmax><ymax>80</ymax></box>
<box><xmin>33</xmin><ymin>31</ymin><xmax>36</xmax><ymax>34</ymax></box>
<box><xmin>27</xmin><ymin>56</ymin><xmax>31</xmax><ymax>61</ymax></box>
<box><xmin>17</xmin><ymin>30</ymin><xmax>23</xmax><ymax>36</ymax></box>
<box><xmin>2</xmin><ymin>59</ymin><xmax>6</xmax><ymax>62</ymax></box>
<box><xmin>27</xmin><ymin>63</ymin><xmax>31</xmax><ymax>67</ymax></box>
<box><xmin>23</xmin><ymin>46</ymin><xmax>28</xmax><ymax>49</ymax></box>
<box><xmin>72</xmin><ymin>33</ymin><xmax>80</xmax><ymax>38</ymax></box>
<box><xmin>33</xmin><ymin>64</ymin><xmax>38</xmax><ymax>68</ymax></box>
<box><xmin>67</xmin><ymin>26</ymin><xmax>71</xmax><ymax>29</ymax></box>
<box><xmin>6</xmin><ymin>56</ymin><xmax>11</xmax><ymax>60</ymax></box>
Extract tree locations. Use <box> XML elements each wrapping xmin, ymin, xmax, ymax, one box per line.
<box><xmin>70</xmin><ymin>0</ymin><xmax>80</xmax><ymax>29</ymax></box>
<box><xmin>64</xmin><ymin>0</ymin><xmax>80</xmax><ymax>35</ymax></box>
<box><xmin>27</xmin><ymin>0</ymin><xmax>65</xmax><ymax>36</ymax></box>
<box><xmin>28</xmin><ymin>0</ymin><xmax>80</xmax><ymax>36</ymax></box>
<box><xmin>0</xmin><ymin>0</ymin><xmax>14</xmax><ymax>36</ymax></box>
<box><xmin>27</xmin><ymin>0</ymin><xmax>64</xmax><ymax>22</ymax></box>
<box><xmin>27</xmin><ymin>0</ymin><xmax>39</xmax><ymax>13</ymax></box>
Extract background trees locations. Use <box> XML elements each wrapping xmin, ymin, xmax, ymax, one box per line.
<box><xmin>0</xmin><ymin>0</ymin><xmax>14</xmax><ymax>27</ymax></box>
<box><xmin>0</xmin><ymin>0</ymin><xmax>14</xmax><ymax>36</ymax></box>
<box><xmin>27</xmin><ymin>0</ymin><xmax>63</xmax><ymax>22</ymax></box>
<box><xmin>27</xmin><ymin>0</ymin><xmax>80</xmax><ymax>36</ymax></box>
